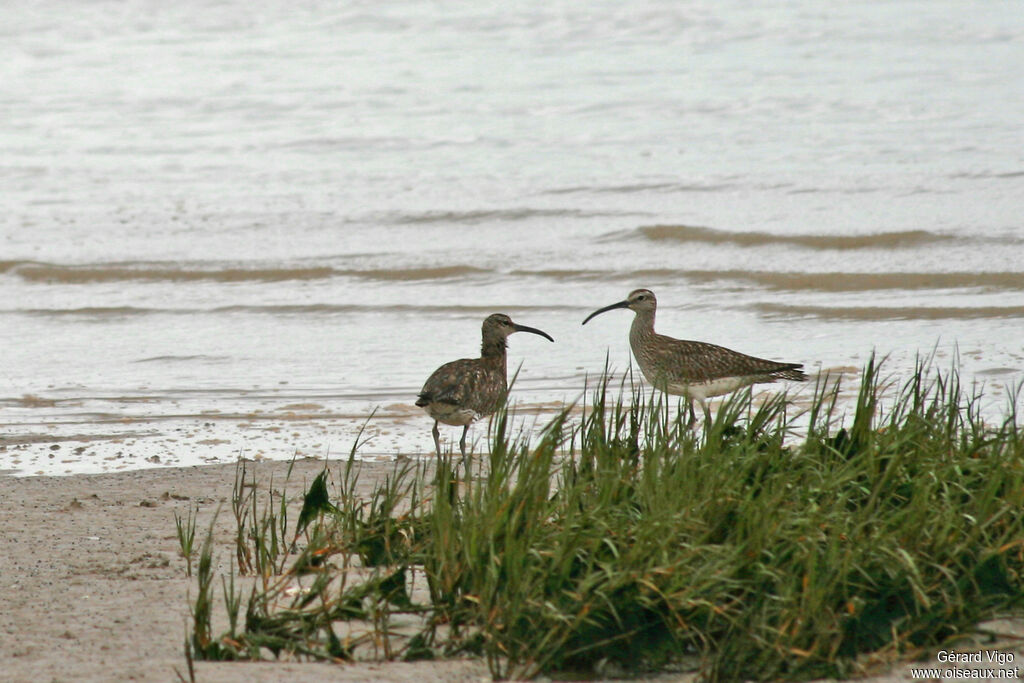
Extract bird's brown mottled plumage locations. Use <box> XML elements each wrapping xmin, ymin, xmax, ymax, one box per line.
<box><xmin>416</xmin><ymin>357</ymin><xmax>506</xmax><ymax>426</ymax></box>
<box><xmin>417</xmin><ymin>313</ymin><xmax>553</xmax><ymax>462</ymax></box>
<box><xmin>583</xmin><ymin>288</ymin><xmax>808</xmax><ymax>425</ymax></box>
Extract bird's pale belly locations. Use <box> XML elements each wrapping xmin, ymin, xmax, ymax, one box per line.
<box><xmin>422</xmin><ymin>402</ymin><xmax>479</xmax><ymax>427</ymax></box>
<box><xmin>663</xmin><ymin>377</ymin><xmax>757</xmax><ymax>401</ymax></box>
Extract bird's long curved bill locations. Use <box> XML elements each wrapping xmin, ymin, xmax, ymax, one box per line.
<box><xmin>513</xmin><ymin>323</ymin><xmax>554</xmax><ymax>342</ymax></box>
<box><xmin>581</xmin><ymin>300</ymin><xmax>630</xmax><ymax>325</ymax></box>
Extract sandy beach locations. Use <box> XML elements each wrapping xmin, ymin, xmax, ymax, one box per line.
<box><xmin>2</xmin><ymin>457</ymin><xmax>1022</xmax><ymax>683</ymax></box>
<box><xmin>0</xmin><ymin>458</ymin><xmax>494</xmax><ymax>683</ymax></box>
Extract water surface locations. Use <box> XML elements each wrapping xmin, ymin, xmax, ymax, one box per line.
<box><xmin>2</xmin><ymin>0</ymin><xmax>1022</xmax><ymax>474</ymax></box>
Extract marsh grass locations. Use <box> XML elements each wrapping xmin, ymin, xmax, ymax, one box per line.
<box><xmin>186</xmin><ymin>358</ymin><xmax>1024</xmax><ymax>680</ymax></box>
<box><xmin>174</xmin><ymin>504</ymin><xmax>199</xmax><ymax>577</ymax></box>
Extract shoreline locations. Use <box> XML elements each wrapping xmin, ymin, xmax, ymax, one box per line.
<box><xmin>2</xmin><ymin>458</ymin><xmax>1021</xmax><ymax>683</ymax></box>
<box><xmin>0</xmin><ymin>397</ymin><xmax>581</xmax><ymax>478</ymax></box>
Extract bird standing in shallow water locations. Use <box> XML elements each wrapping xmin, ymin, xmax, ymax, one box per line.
<box><xmin>417</xmin><ymin>313</ymin><xmax>554</xmax><ymax>464</ymax></box>
<box><xmin>582</xmin><ymin>288</ymin><xmax>808</xmax><ymax>426</ymax></box>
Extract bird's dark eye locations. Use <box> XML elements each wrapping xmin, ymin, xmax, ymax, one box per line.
<box><xmin>637</xmin><ymin>295</ymin><xmax>646</xmax><ymax>300</ymax></box>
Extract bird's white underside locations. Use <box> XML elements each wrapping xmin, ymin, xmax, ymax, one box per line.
<box><xmin>665</xmin><ymin>376</ymin><xmax>761</xmax><ymax>401</ymax></box>
<box><xmin>422</xmin><ymin>403</ymin><xmax>480</xmax><ymax>426</ymax></box>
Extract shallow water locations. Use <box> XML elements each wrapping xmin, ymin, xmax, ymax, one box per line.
<box><xmin>2</xmin><ymin>0</ymin><xmax>1023</xmax><ymax>475</ymax></box>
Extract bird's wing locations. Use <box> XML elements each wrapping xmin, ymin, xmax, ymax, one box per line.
<box><xmin>651</xmin><ymin>336</ymin><xmax>803</xmax><ymax>383</ymax></box>
<box><xmin>417</xmin><ymin>358</ymin><xmax>505</xmax><ymax>415</ymax></box>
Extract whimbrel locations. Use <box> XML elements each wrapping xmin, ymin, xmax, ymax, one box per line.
<box><xmin>416</xmin><ymin>313</ymin><xmax>554</xmax><ymax>463</ymax></box>
<box><xmin>582</xmin><ymin>288</ymin><xmax>807</xmax><ymax>425</ymax></box>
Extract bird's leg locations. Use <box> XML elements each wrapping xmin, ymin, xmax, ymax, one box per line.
<box><xmin>432</xmin><ymin>420</ymin><xmax>441</xmax><ymax>458</ymax></box>
<box><xmin>686</xmin><ymin>400</ymin><xmax>697</xmax><ymax>428</ymax></box>
<box><xmin>459</xmin><ymin>425</ymin><xmax>469</xmax><ymax>470</ymax></box>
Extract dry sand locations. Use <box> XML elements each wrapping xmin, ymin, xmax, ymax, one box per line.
<box><xmin>2</xmin><ymin>458</ymin><xmax>1021</xmax><ymax>683</ymax></box>
<box><xmin>0</xmin><ymin>458</ymin><xmax>492</xmax><ymax>683</ymax></box>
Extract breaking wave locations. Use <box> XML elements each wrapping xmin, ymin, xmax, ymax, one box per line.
<box><xmin>685</xmin><ymin>270</ymin><xmax>1024</xmax><ymax>292</ymax></box>
<box><xmin>624</xmin><ymin>224</ymin><xmax>961</xmax><ymax>249</ymax></box>
<box><xmin>17</xmin><ymin>303</ymin><xmax>577</xmax><ymax>318</ymax></box>
<box><xmin>510</xmin><ymin>268</ymin><xmax>1024</xmax><ymax>292</ymax></box>
<box><xmin>1</xmin><ymin>261</ymin><xmax>489</xmax><ymax>284</ymax></box>
<box><xmin>755</xmin><ymin>302</ymin><xmax>1024</xmax><ymax>321</ymax></box>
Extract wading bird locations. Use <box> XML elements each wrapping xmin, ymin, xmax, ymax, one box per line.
<box><xmin>582</xmin><ymin>289</ymin><xmax>807</xmax><ymax>426</ymax></box>
<box><xmin>417</xmin><ymin>313</ymin><xmax>553</xmax><ymax>463</ymax></box>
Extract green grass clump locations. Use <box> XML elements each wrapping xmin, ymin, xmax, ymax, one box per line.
<box><xmin>174</xmin><ymin>504</ymin><xmax>199</xmax><ymax>577</ymax></box>
<box><xmin>186</xmin><ymin>358</ymin><xmax>1024</xmax><ymax>680</ymax></box>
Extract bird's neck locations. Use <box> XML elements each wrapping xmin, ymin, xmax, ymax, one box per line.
<box><xmin>480</xmin><ymin>337</ymin><xmax>508</xmax><ymax>362</ymax></box>
<box><xmin>629</xmin><ymin>308</ymin><xmax>656</xmax><ymax>345</ymax></box>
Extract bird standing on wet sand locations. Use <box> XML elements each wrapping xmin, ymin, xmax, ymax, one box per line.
<box><xmin>417</xmin><ymin>313</ymin><xmax>554</xmax><ymax>463</ymax></box>
<box><xmin>582</xmin><ymin>288</ymin><xmax>808</xmax><ymax>426</ymax></box>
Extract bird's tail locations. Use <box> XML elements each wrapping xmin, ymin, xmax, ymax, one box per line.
<box><xmin>773</xmin><ymin>364</ymin><xmax>808</xmax><ymax>382</ymax></box>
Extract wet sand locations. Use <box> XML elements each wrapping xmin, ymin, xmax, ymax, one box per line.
<box><xmin>2</xmin><ymin>458</ymin><xmax>1020</xmax><ymax>683</ymax></box>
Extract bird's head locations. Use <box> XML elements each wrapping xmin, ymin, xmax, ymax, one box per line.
<box><xmin>482</xmin><ymin>314</ymin><xmax>554</xmax><ymax>343</ymax></box>
<box><xmin>582</xmin><ymin>288</ymin><xmax>657</xmax><ymax>324</ymax></box>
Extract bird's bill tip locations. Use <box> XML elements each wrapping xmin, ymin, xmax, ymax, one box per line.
<box><xmin>581</xmin><ymin>300</ymin><xmax>630</xmax><ymax>325</ymax></box>
<box><xmin>513</xmin><ymin>323</ymin><xmax>554</xmax><ymax>342</ymax></box>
